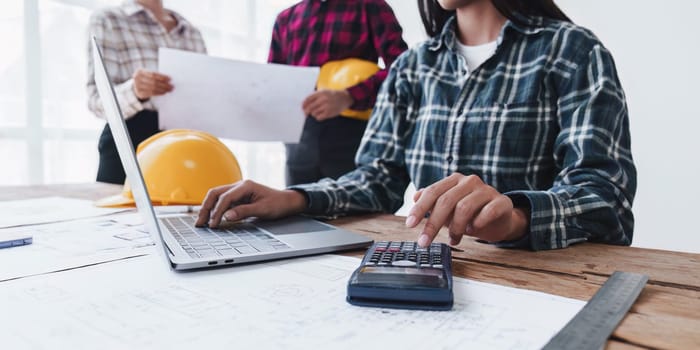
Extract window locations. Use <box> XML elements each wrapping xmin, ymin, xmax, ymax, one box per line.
<box><xmin>0</xmin><ymin>1</ymin><xmax>28</xmax><ymax>184</ymax></box>
<box><xmin>1</xmin><ymin>0</ymin><xmax>422</xmax><ymax>196</ymax></box>
<box><xmin>0</xmin><ymin>0</ymin><xmax>299</xmax><ymax>187</ymax></box>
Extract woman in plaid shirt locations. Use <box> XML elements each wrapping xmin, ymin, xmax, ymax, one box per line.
<box><xmin>197</xmin><ymin>0</ymin><xmax>636</xmax><ymax>251</ymax></box>
<box><xmin>87</xmin><ymin>0</ymin><xmax>206</xmax><ymax>184</ymax></box>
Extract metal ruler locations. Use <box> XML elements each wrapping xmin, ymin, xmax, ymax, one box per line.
<box><xmin>542</xmin><ymin>271</ymin><xmax>649</xmax><ymax>350</ymax></box>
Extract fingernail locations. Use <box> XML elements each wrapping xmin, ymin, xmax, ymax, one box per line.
<box><xmin>224</xmin><ymin>210</ymin><xmax>238</xmax><ymax>221</ymax></box>
<box><xmin>465</xmin><ymin>224</ymin><xmax>474</xmax><ymax>235</ymax></box>
<box><xmin>418</xmin><ymin>234</ymin><xmax>429</xmax><ymax>247</ymax></box>
<box><xmin>405</xmin><ymin>215</ymin><xmax>417</xmax><ymax>227</ymax></box>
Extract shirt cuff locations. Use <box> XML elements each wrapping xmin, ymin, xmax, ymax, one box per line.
<box><xmin>287</xmin><ymin>188</ymin><xmax>311</xmax><ymax>210</ymax></box>
<box><xmin>287</xmin><ymin>183</ymin><xmax>336</xmax><ymax>218</ymax></box>
<box><xmin>504</xmin><ymin>190</ymin><xmax>572</xmax><ymax>251</ymax></box>
<box><xmin>114</xmin><ymin>79</ymin><xmax>144</xmax><ymax>119</ymax></box>
<box><xmin>346</xmin><ymin>83</ymin><xmax>373</xmax><ymax>111</ymax></box>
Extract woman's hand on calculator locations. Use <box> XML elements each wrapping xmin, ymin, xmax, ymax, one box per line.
<box><xmin>404</xmin><ymin>174</ymin><xmax>530</xmax><ymax>247</ymax></box>
<box><xmin>195</xmin><ymin>180</ymin><xmax>307</xmax><ymax>228</ymax></box>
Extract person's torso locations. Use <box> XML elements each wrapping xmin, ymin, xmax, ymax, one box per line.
<box><xmin>275</xmin><ymin>0</ymin><xmax>382</xmax><ymax>66</ymax></box>
<box><xmin>98</xmin><ymin>6</ymin><xmax>205</xmax><ymax>86</ymax></box>
<box><xmin>401</xmin><ymin>18</ymin><xmax>598</xmax><ymax>193</ymax></box>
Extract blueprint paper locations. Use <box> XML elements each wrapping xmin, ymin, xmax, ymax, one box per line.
<box><xmin>0</xmin><ymin>216</ymin><xmax>152</xmax><ymax>281</ymax></box>
<box><xmin>0</xmin><ymin>254</ymin><xmax>584</xmax><ymax>349</ymax></box>
<box><xmin>154</xmin><ymin>48</ymin><xmax>318</xmax><ymax>142</ymax></box>
<box><xmin>0</xmin><ymin>197</ymin><xmax>127</xmax><ymax>228</ymax></box>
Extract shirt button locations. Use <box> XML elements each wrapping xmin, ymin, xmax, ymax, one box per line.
<box><xmin>446</xmin><ymin>155</ymin><xmax>454</xmax><ymax>162</ymax></box>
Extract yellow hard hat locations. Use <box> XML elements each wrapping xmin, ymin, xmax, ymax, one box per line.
<box><xmin>317</xmin><ymin>58</ymin><xmax>380</xmax><ymax>121</ymax></box>
<box><xmin>95</xmin><ymin>129</ymin><xmax>242</xmax><ymax>207</ymax></box>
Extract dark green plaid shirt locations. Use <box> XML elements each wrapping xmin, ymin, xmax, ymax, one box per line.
<box><xmin>293</xmin><ymin>15</ymin><xmax>636</xmax><ymax>250</ymax></box>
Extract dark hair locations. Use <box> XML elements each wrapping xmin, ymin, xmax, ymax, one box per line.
<box><xmin>418</xmin><ymin>0</ymin><xmax>571</xmax><ymax>37</ymax></box>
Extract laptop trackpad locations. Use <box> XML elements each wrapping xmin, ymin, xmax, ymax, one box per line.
<box><xmin>254</xmin><ymin>216</ymin><xmax>334</xmax><ymax>235</ymax></box>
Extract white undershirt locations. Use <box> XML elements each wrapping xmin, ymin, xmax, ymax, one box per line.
<box><xmin>455</xmin><ymin>40</ymin><xmax>498</xmax><ymax>74</ymax></box>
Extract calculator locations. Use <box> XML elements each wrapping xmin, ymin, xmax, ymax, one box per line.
<box><xmin>346</xmin><ymin>241</ymin><xmax>453</xmax><ymax>311</ymax></box>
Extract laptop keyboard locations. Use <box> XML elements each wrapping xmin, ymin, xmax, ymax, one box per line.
<box><xmin>161</xmin><ymin>216</ymin><xmax>290</xmax><ymax>259</ymax></box>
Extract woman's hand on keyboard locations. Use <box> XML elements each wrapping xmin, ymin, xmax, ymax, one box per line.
<box><xmin>195</xmin><ymin>180</ymin><xmax>307</xmax><ymax>228</ymax></box>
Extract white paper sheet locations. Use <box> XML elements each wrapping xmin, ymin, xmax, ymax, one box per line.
<box><xmin>0</xmin><ymin>216</ymin><xmax>153</xmax><ymax>281</ymax></box>
<box><xmin>0</xmin><ymin>254</ymin><xmax>584</xmax><ymax>349</ymax></box>
<box><xmin>154</xmin><ymin>48</ymin><xmax>319</xmax><ymax>142</ymax></box>
<box><xmin>0</xmin><ymin>197</ymin><xmax>127</xmax><ymax>228</ymax></box>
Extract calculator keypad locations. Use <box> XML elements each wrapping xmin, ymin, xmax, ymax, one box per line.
<box><xmin>365</xmin><ymin>241</ymin><xmax>445</xmax><ymax>268</ymax></box>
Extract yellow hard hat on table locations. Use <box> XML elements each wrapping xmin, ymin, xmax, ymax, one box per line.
<box><xmin>317</xmin><ymin>58</ymin><xmax>380</xmax><ymax>121</ymax></box>
<box><xmin>95</xmin><ymin>129</ymin><xmax>242</xmax><ymax>207</ymax></box>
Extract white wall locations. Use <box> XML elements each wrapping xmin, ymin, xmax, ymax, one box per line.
<box><xmin>386</xmin><ymin>1</ymin><xmax>700</xmax><ymax>253</ymax></box>
<box><xmin>556</xmin><ymin>0</ymin><xmax>700</xmax><ymax>252</ymax></box>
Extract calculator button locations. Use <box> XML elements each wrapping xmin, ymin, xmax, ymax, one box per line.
<box><xmin>432</xmin><ymin>264</ymin><xmax>443</xmax><ymax>269</ymax></box>
<box><xmin>391</xmin><ymin>260</ymin><xmax>416</xmax><ymax>267</ymax></box>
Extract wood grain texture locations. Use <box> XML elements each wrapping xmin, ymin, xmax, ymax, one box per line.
<box><xmin>328</xmin><ymin>214</ymin><xmax>700</xmax><ymax>349</ymax></box>
<box><xmin>332</xmin><ymin>214</ymin><xmax>700</xmax><ymax>289</ymax></box>
<box><xmin>2</xmin><ymin>183</ymin><xmax>699</xmax><ymax>349</ymax></box>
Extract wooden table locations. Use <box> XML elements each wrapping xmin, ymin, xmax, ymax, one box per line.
<box><xmin>1</xmin><ymin>183</ymin><xmax>698</xmax><ymax>349</ymax></box>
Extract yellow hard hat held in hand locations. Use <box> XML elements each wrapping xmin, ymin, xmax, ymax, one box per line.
<box><xmin>95</xmin><ymin>129</ymin><xmax>242</xmax><ymax>207</ymax></box>
<box><xmin>317</xmin><ymin>58</ymin><xmax>380</xmax><ymax>121</ymax></box>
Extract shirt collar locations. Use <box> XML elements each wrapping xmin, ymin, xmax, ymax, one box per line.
<box><xmin>121</xmin><ymin>0</ymin><xmax>144</xmax><ymax>17</ymax></box>
<box><xmin>120</xmin><ymin>0</ymin><xmax>190</xmax><ymax>34</ymax></box>
<box><xmin>428</xmin><ymin>14</ymin><xmax>546</xmax><ymax>52</ymax></box>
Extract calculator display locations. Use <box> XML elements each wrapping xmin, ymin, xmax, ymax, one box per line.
<box><xmin>360</xmin><ymin>266</ymin><xmax>443</xmax><ymax>276</ymax></box>
<box><xmin>354</xmin><ymin>266</ymin><xmax>447</xmax><ymax>288</ymax></box>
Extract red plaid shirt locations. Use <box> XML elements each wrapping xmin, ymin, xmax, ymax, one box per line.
<box><xmin>267</xmin><ymin>0</ymin><xmax>407</xmax><ymax>110</ymax></box>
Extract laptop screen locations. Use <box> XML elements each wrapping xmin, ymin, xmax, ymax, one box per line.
<box><xmin>91</xmin><ymin>37</ymin><xmax>173</xmax><ymax>264</ymax></box>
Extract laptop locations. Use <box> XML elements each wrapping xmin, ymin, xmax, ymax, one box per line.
<box><xmin>91</xmin><ymin>37</ymin><xmax>372</xmax><ymax>271</ymax></box>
